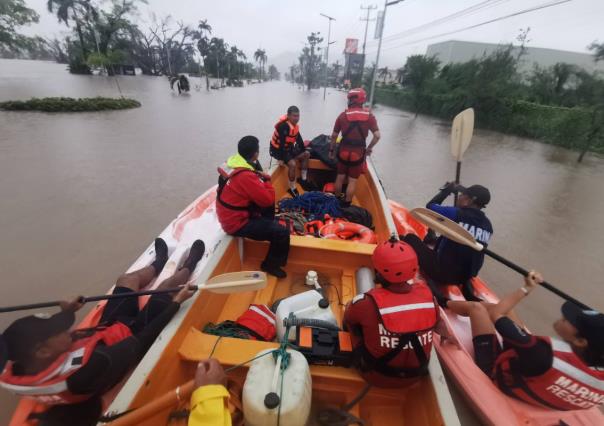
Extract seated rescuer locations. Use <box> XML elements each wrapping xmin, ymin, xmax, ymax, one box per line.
<box><xmin>343</xmin><ymin>237</ymin><xmax>442</xmax><ymax>388</ymax></box>
<box><xmin>0</xmin><ymin>238</ymin><xmax>204</xmax><ymax>424</ymax></box>
<box><xmin>329</xmin><ymin>88</ymin><xmax>381</xmax><ymax>206</ymax></box>
<box><xmin>446</xmin><ymin>271</ymin><xmax>604</xmax><ymax>411</ymax></box>
<box><xmin>269</xmin><ymin>106</ymin><xmax>311</xmax><ymax>198</ymax></box>
<box><xmin>188</xmin><ymin>358</ymin><xmax>232</xmax><ymax>426</ymax></box>
<box><xmin>216</xmin><ymin>136</ymin><xmax>290</xmax><ymax>279</ymax></box>
<box><xmin>403</xmin><ymin>183</ymin><xmax>493</xmax><ymax>301</ymax></box>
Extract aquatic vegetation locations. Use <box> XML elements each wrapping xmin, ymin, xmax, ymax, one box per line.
<box><xmin>0</xmin><ymin>97</ymin><xmax>141</xmax><ymax>112</ymax></box>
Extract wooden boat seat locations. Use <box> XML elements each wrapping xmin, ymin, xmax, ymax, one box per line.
<box><xmin>177</xmin><ymin>327</ymin><xmax>366</xmax><ymax>385</ymax></box>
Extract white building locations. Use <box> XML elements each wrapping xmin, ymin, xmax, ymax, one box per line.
<box><xmin>426</xmin><ymin>40</ymin><xmax>604</xmax><ymax>74</ymax></box>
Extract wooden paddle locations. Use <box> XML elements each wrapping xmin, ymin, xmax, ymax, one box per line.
<box><xmin>450</xmin><ymin>108</ymin><xmax>475</xmax><ymax>204</ymax></box>
<box><xmin>409</xmin><ymin>207</ymin><xmax>591</xmax><ymax>310</ymax></box>
<box><xmin>0</xmin><ymin>271</ymin><xmax>267</xmax><ymax>313</ymax></box>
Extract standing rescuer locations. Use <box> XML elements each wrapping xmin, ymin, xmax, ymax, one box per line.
<box><xmin>445</xmin><ymin>271</ymin><xmax>604</xmax><ymax>411</ymax></box>
<box><xmin>269</xmin><ymin>106</ymin><xmax>311</xmax><ymax>198</ymax></box>
<box><xmin>217</xmin><ymin>136</ymin><xmax>290</xmax><ymax>279</ymax></box>
<box><xmin>329</xmin><ymin>88</ymin><xmax>381</xmax><ymax>206</ymax></box>
<box><xmin>343</xmin><ymin>237</ymin><xmax>441</xmax><ymax>388</ymax></box>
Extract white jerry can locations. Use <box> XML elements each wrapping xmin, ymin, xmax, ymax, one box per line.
<box><xmin>275</xmin><ymin>290</ymin><xmax>338</xmax><ymax>341</ymax></box>
<box><xmin>242</xmin><ymin>349</ymin><xmax>312</xmax><ymax>426</ymax></box>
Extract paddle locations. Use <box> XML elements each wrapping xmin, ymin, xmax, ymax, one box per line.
<box><xmin>450</xmin><ymin>108</ymin><xmax>475</xmax><ymax>204</ymax></box>
<box><xmin>409</xmin><ymin>207</ymin><xmax>592</xmax><ymax>310</ymax></box>
<box><xmin>0</xmin><ymin>271</ymin><xmax>267</xmax><ymax>314</ymax></box>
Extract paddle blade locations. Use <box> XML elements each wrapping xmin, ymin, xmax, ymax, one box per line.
<box><xmin>450</xmin><ymin>108</ymin><xmax>474</xmax><ymax>161</ymax></box>
<box><xmin>198</xmin><ymin>271</ymin><xmax>267</xmax><ymax>294</ymax></box>
<box><xmin>410</xmin><ymin>208</ymin><xmax>483</xmax><ymax>252</ymax></box>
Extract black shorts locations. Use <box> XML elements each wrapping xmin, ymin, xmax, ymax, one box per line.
<box><xmin>99</xmin><ymin>286</ymin><xmax>172</xmax><ymax>334</ymax></box>
<box><xmin>473</xmin><ymin>334</ymin><xmax>502</xmax><ymax>376</ymax></box>
<box><xmin>270</xmin><ymin>145</ymin><xmax>305</xmax><ymax>163</ymax></box>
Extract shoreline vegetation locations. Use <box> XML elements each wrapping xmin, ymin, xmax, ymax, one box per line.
<box><xmin>369</xmin><ymin>40</ymin><xmax>604</xmax><ymax>160</ymax></box>
<box><xmin>0</xmin><ymin>97</ymin><xmax>141</xmax><ymax>112</ymax></box>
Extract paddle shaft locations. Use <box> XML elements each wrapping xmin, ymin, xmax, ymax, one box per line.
<box><xmin>0</xmin><ymin>286</ymin><xmax>194</xmax><ymax>314</ymax></box>
<box><xmin>453</xmin><ymin>161</ymin><xmax>461</xmax><ymax>204</ymax></box>
<box><xmin>483</xmin><ymin>248</ymin><xmax>591</xmax><ymax>310</ymax></box>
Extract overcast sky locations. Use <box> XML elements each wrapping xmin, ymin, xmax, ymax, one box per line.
<box><xmin>22</xmin><ymin>0</ymin><xmax>604</xmax><ymax>69</ymax></box>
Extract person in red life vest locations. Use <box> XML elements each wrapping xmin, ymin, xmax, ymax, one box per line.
<box><xmin>0</xmin><ymin>238</ymin><xmax>204</xmax><ymax>425</ymax></box>
<box><xmin>343</xmin><ymin>237</ymin><xmax>444</xmax><ymax>388</ymax></box>
<box><xmin>217</xmin><ymin>136</ymin><xmax>290</xmax><ymax>279</ymax></box>
<box><xmin>329</xmin><ymin>88</ymin><xmax>381</xmax><ymax>206</ymax></box>
<box><xmin>446</xmin><ymin>271</ymin><xmax>604</xmax><ymax>411</ymax></box>
<box><xmin>269</xmin><ymin>106</ymin><xmax>311</xmax><ymax>198</ymax></box>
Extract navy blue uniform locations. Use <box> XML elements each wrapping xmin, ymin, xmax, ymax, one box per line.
<box><xmin>403</xmin><ymin>186</ymin><xmax>493</xmax><ymax>288</ymax></box>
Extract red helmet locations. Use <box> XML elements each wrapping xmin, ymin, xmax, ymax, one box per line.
<box><xmin>347</xmin><ymin>88</ymin><xmax>366</xmax><ymax>105</ymax></box>
<box><xmin>372</xmin><ymin>236</ymin><xmax>418</xmax><ymax>284</ymax></box>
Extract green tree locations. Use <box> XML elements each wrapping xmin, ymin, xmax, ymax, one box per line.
<box><xmin>378</xmin><ymin>66</ymin><xmax>389</xmax><ymax>84</ymax></box>
<box><xmin>298</xmin><ymin>32</ymin><xmax>323</xmax><ymax>90</ymax></box>
<box><xmin>254</xmin><ymin>48</ymin><xmax>267</xmax><ymax>81</ymax></box>
<box><xmin>193</xmin><ymin>19</ymin><xmax>212</xmax><ymax>90</ymax></box>
<box><xmin>268</xmin><ymin>64</ymin><xmax>279</xmax><ymax>80</ymax></box>
<box><xmin>589</xmin><ymin>41</ymin><xmax>604</xmax><ymax>62</ymax></box>
<box><xmin>0</xmin><ymin>0</ymin><xmax>39</xmax><ymax>52</ymax></box>
<box><xmin>47</xmin><ymin>0</ymin><xmax>97</xmax><ymax>62</ymax></box>
<box><xmin>400</xmin><ymin>55</ymin><xmax>440</xmax><ymax>116</ymax></box>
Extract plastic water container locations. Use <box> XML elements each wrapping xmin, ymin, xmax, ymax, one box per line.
<box><xmin>355</xmin><ymin>267</ymin><xmax>375</xmax><ymax>295</ymax></box>
<box><xmin>243</xmin><ymin>349</ymin><xmax>312</xmax><ymax>426</ymax></box>
<box><xmin>275</xmin><ymin>290</ymin><xmax>337</xmax><ymax>341</ymax></box>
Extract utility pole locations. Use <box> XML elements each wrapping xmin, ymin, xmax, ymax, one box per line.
<box><xmin>360</xmin><ymin>4</ymin><xmax>377</xmax><ymax>82</ymax></box>
<box><xmin>368</xmin><ymin>0</ymin><xmax>404</xmax><ymax>108</ymax></box>
<box><xmin>320</xmin><ymin>13</ymin><xmax>336</xmax><ymax>101</ymax></box>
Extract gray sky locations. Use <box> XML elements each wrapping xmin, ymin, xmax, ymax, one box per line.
<box><xmin>22</xmin><ymin>0</ymin><xmax>603</xmax><ymax>70</ymax></box>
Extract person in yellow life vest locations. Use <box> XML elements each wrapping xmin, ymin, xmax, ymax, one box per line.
<box><xmin>446</xmin><ymin>272</ymin><xmax>604</xmax><ymax>411</ymax></box>
<box><xmin>189</xmin><ymin>358</ymin><xmax>231</xmax><ymax>426</ymax></box>
<box><xmin>269</xmin><ymin>106</ymin><xmax>311</xmax><ymax>198</ymax></box>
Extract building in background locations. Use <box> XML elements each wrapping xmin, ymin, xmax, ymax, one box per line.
<box><xmin>343</xmin><ymin>38</ymin><xmax>363</xmax><ymax>87</ymax></box>
<box><xmin>426</xmin><ymin>40</ymin><xmax>604</xmax><ymax>74</ymax></box>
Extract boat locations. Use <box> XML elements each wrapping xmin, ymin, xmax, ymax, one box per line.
<box><xmin>389</xmin><ymin>201</ymin><xmax>604</xmax><ymax>426</ymax></box>
<box><xmin>9</xmin><ymin>158</ymin><xmax>459</xmax><ymax>425</ymax></box>
<box><xmin>12</xmin><ymin>157</ymin><xmax>600</xmax><ymax>425</ymax></box>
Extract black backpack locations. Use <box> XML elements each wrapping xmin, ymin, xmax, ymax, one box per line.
<box><xmin>340</xmin><ymin>205</ymin><xmax>373</xmax><ymax>229</ymax></box>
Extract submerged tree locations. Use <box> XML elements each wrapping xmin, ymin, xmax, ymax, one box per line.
<box><xmin>400</xmin><ymin>55</ymin><xmax>440</xmax><ymax>116</ymax></box>
<box><xmin>193</xmin><ymin>18</ymin><xmax>212</xmax><ymax>90</ymax></box>
<box><xmin>254</xmin><ymin>48</ymin><xmax>267</xmax><ymax>81</ymax></box>
<box><xmin>299</xmin><ymin>32</ymin><xmax>323</xmax><ymax>91</ymax></box>
<box><xmin>268</xmin><ymin>64</ymin><xmax>279</xmax><ymax>80</ymax></box>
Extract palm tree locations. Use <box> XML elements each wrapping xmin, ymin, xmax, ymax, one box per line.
<box><xmin>194</xmin><ymin>19</ymin><xmax>212</xmax><ymax>90</ymax></box>
<box><xmin>378</xmin><ymin>66</ymin><xmax>390</xmax><ymax>84</ymax></box>
<box><xmin>47</xmin><ymin>0</ymin><xmax>96</xmax><ymax>60</ymax></box>
<box><xmin>209</xmin><ymin>38</ymin><xmax>228</xmax><ymax>83</ymax></box>
<box><xmin>254</xmin><ymin>48</ymin><xmax>267</xmax><ymax>82</ymax></box>
<box><xmin>396</xmin><ymin>67</ymin><xmax>404</xmax><ymax>84</ymax></box>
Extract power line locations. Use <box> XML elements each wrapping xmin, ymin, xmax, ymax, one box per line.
<box><xmin>377</xmin><ymin>0</ymin><xmax>511</xmax><ymax>45</ymax></box>
<box><xmin>366</xmin><ymin>0</ymin><xmax>572</xmax><ymax>55</ymax></box>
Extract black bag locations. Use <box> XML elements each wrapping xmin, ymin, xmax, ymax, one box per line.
<box><xmin>309</xmin><ymin>134</ymin><xmax>338</xmax><ymax>169</ymax></box>
<box><xmin>340</xmin><ymin>205</ymin><xmax>373</xmax><ymax>229</ymax></box>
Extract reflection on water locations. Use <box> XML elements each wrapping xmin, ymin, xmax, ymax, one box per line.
<box><xmin>1</xmin><ymin>59</ymin><xmax>604</xmax><ymax>422</ymax></box>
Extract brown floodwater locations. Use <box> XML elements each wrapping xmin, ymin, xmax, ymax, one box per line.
<box><xmin>1</xmin><ymin>59</ymin><xmax>603</xmax><ymax>423</ymax></box>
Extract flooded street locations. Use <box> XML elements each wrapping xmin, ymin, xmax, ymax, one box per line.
<box><xmin>1</xmin><ymin>59</ymin><xmax>604</xmax><ymax>422</ymax></box>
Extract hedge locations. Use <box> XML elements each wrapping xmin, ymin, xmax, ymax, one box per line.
<box><xmin>0</xmin><ymin>97</ymin><xmax>141</xmax><ymax>112</ymax></box>
<box><xmin>375</xmin><ymin>88</ymin><xmax>602</xmax><ymax>153</ymax></box>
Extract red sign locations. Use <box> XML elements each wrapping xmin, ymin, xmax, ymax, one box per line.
<box><xmin>344</xmin><ymin>38</ymin><xmax>359</xmax><ymax>54</ymax></box>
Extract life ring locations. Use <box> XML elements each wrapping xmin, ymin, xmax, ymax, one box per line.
<box><xmin>319</xmin><ymin>222</ymin><xmax>377</xmax><ymax>244</ymax></box>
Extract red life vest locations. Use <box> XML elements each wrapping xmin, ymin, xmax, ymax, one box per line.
<box><xmin>235</xmin><ymin>304</ymin><xmax>276</xmax><ymax>341</ymax></box>
<box><xmin>341</xmin><ymin>107</ymin><xmax>371</xmax><ymax>148</ymax></box>
<box><xmin>216</xmin><ymin>164</ymin><xmax>259</xmax><ymax>212</ymax></box>
<box><xmin>0</xmin><ymin>322</ymin><xmax>132</xmax><ymax>405</ymax></box>
<box><xmin>494</xmin><ymin>337</ymin><xmax>604</xmax><ymax>411</ymax></box>
<box><xmin>270</xmin><ymin>115</ymin><xmax>300</xmax><ymax>150</ymax></box>
<box><xmin>359</xmin><ymin>283</ymin><xmax>437</xmax><ymax>377</ymax></box>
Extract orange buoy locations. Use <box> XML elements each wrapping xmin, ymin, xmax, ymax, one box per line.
<box><xmin>319</xmin><ymin>222</ymin><xmax>377</xmax><ymax>244</ymax></box>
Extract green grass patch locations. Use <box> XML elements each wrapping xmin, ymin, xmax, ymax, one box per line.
<box><xmin>0</xmin><ymin>97</ymin><xmax>141</xmax><ymax>112</ymax></box>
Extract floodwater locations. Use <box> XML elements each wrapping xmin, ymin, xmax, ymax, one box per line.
<box><xmin>1</xmin><ymin>59</ymin><xmax>604</xmax><ymax>423</ymax></box>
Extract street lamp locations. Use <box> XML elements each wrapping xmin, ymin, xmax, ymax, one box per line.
<box><xmin>368</xmin><ymin>0</ymin><xmax>404</xmax><ymax>108</ymax></box>
<box><xmin>320</xmin><ymin>13</ymin><xmax>336</xmax><ymax>101</ymax></box>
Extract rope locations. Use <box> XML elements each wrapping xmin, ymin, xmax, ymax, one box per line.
<box><xmin>279</xmin><ymin>191</ymin><xmax>342</xmax><ymax>219</ymax></box>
